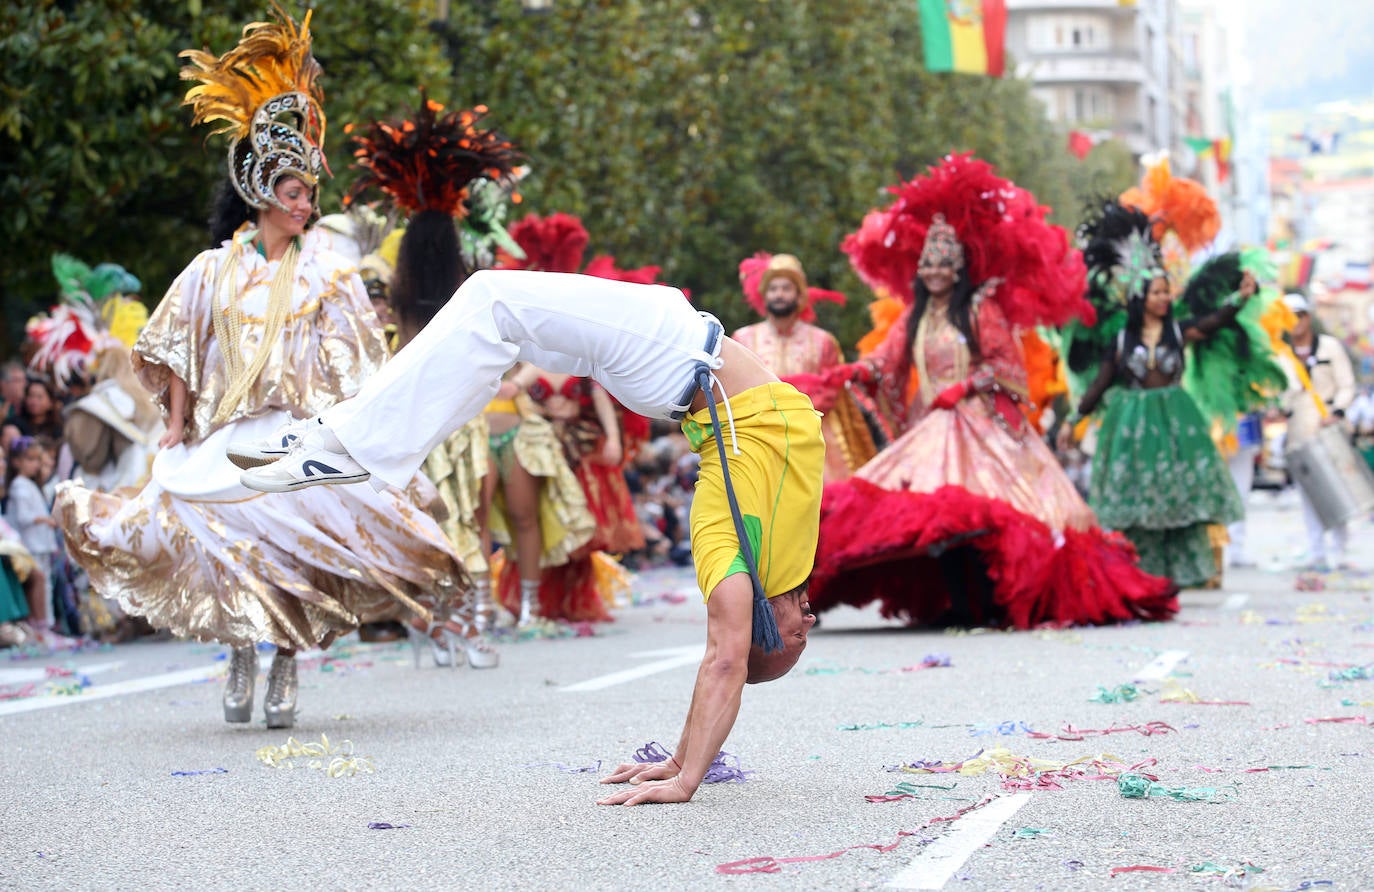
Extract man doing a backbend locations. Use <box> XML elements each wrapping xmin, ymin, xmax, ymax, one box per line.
<box><xmin>233</xmin><ymin>269</ymin><xmax>824</xmax><ymax>805</ymax></box>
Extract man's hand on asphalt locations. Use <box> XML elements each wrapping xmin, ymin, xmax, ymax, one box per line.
<box><xmin>599</xmin><ymin>760</ymin><xmax>678</xmax><ymax>785</ymax></box>
<box><xmin>596</xmin><ymin>776</ymin><xmax>693</xmax><ymax>806</ymax></box>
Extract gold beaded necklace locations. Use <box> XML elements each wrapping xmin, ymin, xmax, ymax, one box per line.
<box><xmin>913</xmin><ymin>300</ymin><xmax>968</xmax><ymax>403</ymax></box>
<box><xmin>210</xmin><ymin>230</ymin><xmax>299</xmax><ymax>425</ymax></box>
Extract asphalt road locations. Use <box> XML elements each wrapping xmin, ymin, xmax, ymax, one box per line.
<box><xmin>1</xmin><ymin>491</ymin><xmax>1371</xmax><ymax>891</ymax></box>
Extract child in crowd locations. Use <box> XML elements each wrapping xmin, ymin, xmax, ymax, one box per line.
<box><xmin>3</xmin><ymin>436</ymin><xmax>59</xmax><ymax>634</ymax></box>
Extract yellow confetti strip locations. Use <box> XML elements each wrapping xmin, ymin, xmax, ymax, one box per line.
<box><xmin>1159</xmin><ymin>679</ymin><xmax>1202</xmax><ymax>703</ymax></box>
<box><xmin>254</xmin><ymin>733</ymin><xmax>375</xmax><ymax>778</ymax></box>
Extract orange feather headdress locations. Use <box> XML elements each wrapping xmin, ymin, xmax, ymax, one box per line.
<box><xmin>180</xmin><ymin>4</ymin><xmax>326</xmax><ymax>212</ymax></box>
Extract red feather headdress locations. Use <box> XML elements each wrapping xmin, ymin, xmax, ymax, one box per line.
<box><xmin>841</xmin><ymin>153</ymin><xmax>1091</xmax><ymax>329</ymax></box>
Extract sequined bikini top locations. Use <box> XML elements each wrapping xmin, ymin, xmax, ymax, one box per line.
<box><xmin>1118</xmin><ymin>323</ymin><xmax>1184</xmax><ymax>387</ymax></box>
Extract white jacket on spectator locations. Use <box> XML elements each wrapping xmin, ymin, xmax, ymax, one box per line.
<box><xmin>1282</xmin><ymin>333</ymin><xmax>1356</xmax><ymax>448</ymax></box>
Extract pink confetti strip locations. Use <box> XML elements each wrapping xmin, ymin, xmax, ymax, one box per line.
<box><xmin>1305</xmin><ymin>715</ymin><xmax>1370</xmax><ymax>725</ymax></box>
<box><xmin>1026</xmin><ymin>721</ymin><xmax>1175</xmax><ymax>741</ymax></box>
<box><xmin>715</xmin><ymin>795</ymin><xmax>997</xmax><ymax>875</ymax></box>
<box><xmin>1110</xmin><ymin>865</ymin><xmax>1175</xmax><ymax>877</ymax></box>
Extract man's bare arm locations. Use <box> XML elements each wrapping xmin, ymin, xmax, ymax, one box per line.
<box><xmin>597</xmin><ymin>574</ymin><xmax>753</xmax><ymax>805</ymax></box>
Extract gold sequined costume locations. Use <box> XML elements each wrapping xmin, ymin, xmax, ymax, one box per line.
<box><xmin>54</xmin><ymin>225</ymin><xmax>467</xmax><ymax>649</ymax></box>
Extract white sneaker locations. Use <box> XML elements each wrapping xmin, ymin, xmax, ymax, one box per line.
<box><xmin>227</xmin><ymin>417</ymin><xmax>315</xmax><ymax>469</ymax></box>
<box><xmin>239</xmin><ymin>422</ymin><xmax>370</xmax><ymax>492</ymax></box>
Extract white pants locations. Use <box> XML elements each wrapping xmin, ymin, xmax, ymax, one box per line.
<box><xmin>1299</xmin><ymin>487</ymin><xmax>1348</xmax><ymax>564</ymax></box>
<box><xmin>325</xmin><ymin>270</ymin><xmax>719</xmax><ymax>490</ymax></box>
<box><xmin>1225</xmin><ymin>445</ymin><xmax>1258</xmax><ymax>563</ymax></box>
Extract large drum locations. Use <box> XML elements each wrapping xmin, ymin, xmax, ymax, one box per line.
<box><xmin>1287</xmin><ymin>424</ymin><xmax>1374</xmax><ymax>529</ymax></box>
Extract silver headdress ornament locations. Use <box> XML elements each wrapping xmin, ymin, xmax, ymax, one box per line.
<box><xmin>919</xmin><ymin>214</ymin><xmax>965</xmax><ymax>271</ymax></box>
<box><xmin>180</xmin><ymin>5</ymin><xmax>327</xmax><ymax>213</ymax></box>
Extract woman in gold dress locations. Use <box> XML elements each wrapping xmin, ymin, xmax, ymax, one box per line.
<box><xmin>54</xmin><ymin>9</ymin><xmax>469</xmax><ymax>727</ymax></box>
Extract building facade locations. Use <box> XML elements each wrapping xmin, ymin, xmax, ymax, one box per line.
<box><xmin>1005</xmin><ymin>0</ymin><xmax>1176</xmax><ymax>157</ymax></box>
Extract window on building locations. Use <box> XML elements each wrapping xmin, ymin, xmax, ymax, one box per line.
<box><xmin>1028</xmin><ymin>14</ymin><xmax>1111</xmax><ymax>51</ymax></box>
<box><xmin>1071</xmin><ymin>87</ymin><xmax>1113</xmax><ymax>123</ymax></box>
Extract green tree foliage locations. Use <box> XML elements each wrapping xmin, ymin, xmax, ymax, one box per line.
<box><xmin>2</xmin><ymin>0</ymin><xmax>1135</xmax><ymax>358</ymax></box>
<box><xmin>436</xmin><ymin>0</ymin><xmax>1136</xmax><ymax>349</ymax></box>
<box><xmin>0</xmin><ymin>0</ymin><xmax>448</xmax><ymax>353</ymax></box>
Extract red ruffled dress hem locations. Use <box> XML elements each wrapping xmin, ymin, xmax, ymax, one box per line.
<box><xmin>810</xmin><ymin>480</ymin><xmax>1178</xmax><ymax>628</ymax></box>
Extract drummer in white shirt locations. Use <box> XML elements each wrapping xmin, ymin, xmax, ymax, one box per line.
<box><xmin>1280</xmin><ymin>294</ymin><xmax>1358</xmax><ymax>570</ymax></box>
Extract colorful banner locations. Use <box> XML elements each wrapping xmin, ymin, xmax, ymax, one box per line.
<box><xmin>919</xmin><ymin>0</ymin><xmax>1007</xmax><ymax>77</ymax></box>
<box><xmin>1212</xmin><ymin>137</ymin><xmax>1232</xmax><ymax>183</ymax></box>
<box><xmin>1343</xmin><ymin>260</ymin><xmax>1371</xmax><ymax>291</ymax></box>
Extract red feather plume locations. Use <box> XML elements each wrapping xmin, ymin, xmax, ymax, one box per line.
<box><xmin>499</xmin><ymin>212</ymin><xmax>590</xmax><ymax>273</ymax></box>
<box><xmin>841</xmin><ymin>153</ymin><xmax>1090</xmax><ymax>329</ymax></box>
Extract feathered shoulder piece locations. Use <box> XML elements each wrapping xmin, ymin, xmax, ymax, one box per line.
<box><xmin>1180</xmin><ymin>248</ymin><xmax>1287</xmax><ymax>429</ymax></box>
<box><xmin>180</xmin><ymin>4</ymin><xmax>325</xmax><ymax>212</ymax></box>
<box><xmin>840</xmin><ymin>152</ymin><xmax>1089</xmax><ymax>329</ymax></box>
<box><xmin>346</xmin><ymin>88</ymin><xmax>522</xmax><ymax>220</ymax></box>
<box><xmin>1119</xmin><ymin>158</ymin><xmax>1219</xmax><ymax>252</ymax></box>
<box><xmin>737</xmin><ymin>252</ymin><xmax>845</xmax><ymax>323</ymax></box>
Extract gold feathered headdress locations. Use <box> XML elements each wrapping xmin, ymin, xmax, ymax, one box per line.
<box><xmin>180</xmin><ymin>4</ymin><xmax>327</xmax><ymax>212</ymax></box>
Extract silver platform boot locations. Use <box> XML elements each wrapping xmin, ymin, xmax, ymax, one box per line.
<box><xmin>471</xmin><ymin>572</ymin><xmax>496</xmax><ymax>634</ymax></box>
<box><xmin>517</xmin><ymin>578</ymin><xmax>539</xmax><ymax>627</ymax></box>
<box><xmin>263</xmin><ymin>651</ymin><xmax>298</xmax><ymax>729</ymax></box>
<box><xmin>223</xmin><ymin>645</ymin><xmax>258</xmax><ymax>724</ymax></box>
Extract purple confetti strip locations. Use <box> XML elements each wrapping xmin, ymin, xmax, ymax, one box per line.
<box><xmin>969</xmin><ymin>721</ymin><xmax>1036</xmax><ymax>737</ymax></box>
<box><xmin>633</xmin><ymin>742</ymin><xmax>672</xmax><ymax>763</ymax></box>
<box><xmin>171</xmin><ymin>768</ymin><xmax>229</xmax><ymax>777</ymax></box>
<box><xmin>522</xmin><ymin>760</ymin><xmax>603</xmax><ymax>774</ymax></box>
<box><xmin>367</xmin><ymin>822</ymin><xmax>412</xmax><ymax>830</ymax></box>
<box><xmin>703</xmin><ymin>751</ymin><xmax>754</xmax><ymax>784</ymax></box>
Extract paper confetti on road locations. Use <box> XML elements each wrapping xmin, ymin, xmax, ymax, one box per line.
<box><xmin>1117</xmin><ymin>772</ymin><xmax>1235</xmax><ymax>802</ymax></box>
<box><xmin>1089</xmin><ymin>684</ymin><xmax>1140</xmax><ymax>703</ymax></box>
<box><xmin>893</xmin><ymin>746</ymin><xmax>1155</xmax><ymax>792</ymax></box>
<box><xmin>255</xmin><ymin>734</ymin><xmax>375</xmax><ymax>777</ymax></box>
<box><xmin>715</xmin><ymin>795</ymin><xmax>998</xmax><ymax>874</ymax></box>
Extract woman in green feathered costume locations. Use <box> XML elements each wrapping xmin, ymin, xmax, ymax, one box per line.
<box><xmin>1059</xmin><ymin>201</ymin><xmax>1285</xmax><ymax>588</ymax></box>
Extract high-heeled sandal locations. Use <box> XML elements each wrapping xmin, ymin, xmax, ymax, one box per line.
<box><xmin>405</xmin><ymin>622</ymin><xmax>456</xmax><ymax>668</ymax></box>
<box><xmin>438</xmin><ymin>609</ymin><xmax>499</xmax><ymax>670</ymax></box>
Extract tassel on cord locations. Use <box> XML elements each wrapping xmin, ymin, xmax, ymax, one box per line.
<box><xmin>696</xmin><ymin>363</ymin><xmax>783</xmax><ymax>653</ymax></box>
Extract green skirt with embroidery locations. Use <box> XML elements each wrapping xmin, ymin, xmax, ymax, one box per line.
<box><xmin>0</xmin><ymin>557</ymin><xmax>29</xmax><ymax>624</ymax></box>
<box><xmin>1089</xmin><ymin>385</ymin><xmax>1242</xmax><ymax>588</ymax></box>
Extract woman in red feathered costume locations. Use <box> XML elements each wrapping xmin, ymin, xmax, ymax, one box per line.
<box><xmin>813</xmin><ymin>154</ymin><xmax>1178</xmax><ymax>628</ymax></box>
<box><xmin>491</xmin><ymin>212</ymin><xmax>655</xmax><ymax>622</ymax></box>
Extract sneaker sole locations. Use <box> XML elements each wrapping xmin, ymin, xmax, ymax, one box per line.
<box><xmin>241</xmin><ymin>471</ymin><xmax>371</xmax><ymax>493</ymax></box>
<box><xmin>226</xmin><ymin>449</ymin><xmax>289</xmax><ymax>470</ymax></box>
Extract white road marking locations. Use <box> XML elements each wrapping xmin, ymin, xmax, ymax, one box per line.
<box><xmin>0</xmin><ymin>660</ymin><xmax>124</xmax><ymax>685</ymax></box>
<box><xmin>887</xmin><ymin>793</ymin><xmax>1032</xmax><ymax>889</ymax></box>
<box><xmin>1135</xmin><ymin>649</ymin><xmax>1188</xmax><ymax>681</ymax></box>
<box><xmin>1221</xmin><ymin>593</ymin><xmax>1250</xmax><ymax>610</ymax></box>
<box><xmin>561</xmin><ymin>645</ymin><xmax>704</xmax><ymax>692</ymax></box>
<box><xmin>0</xmin><ymin>663</ymin><xmax>223</xmax><ymax>718</ymax></box>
